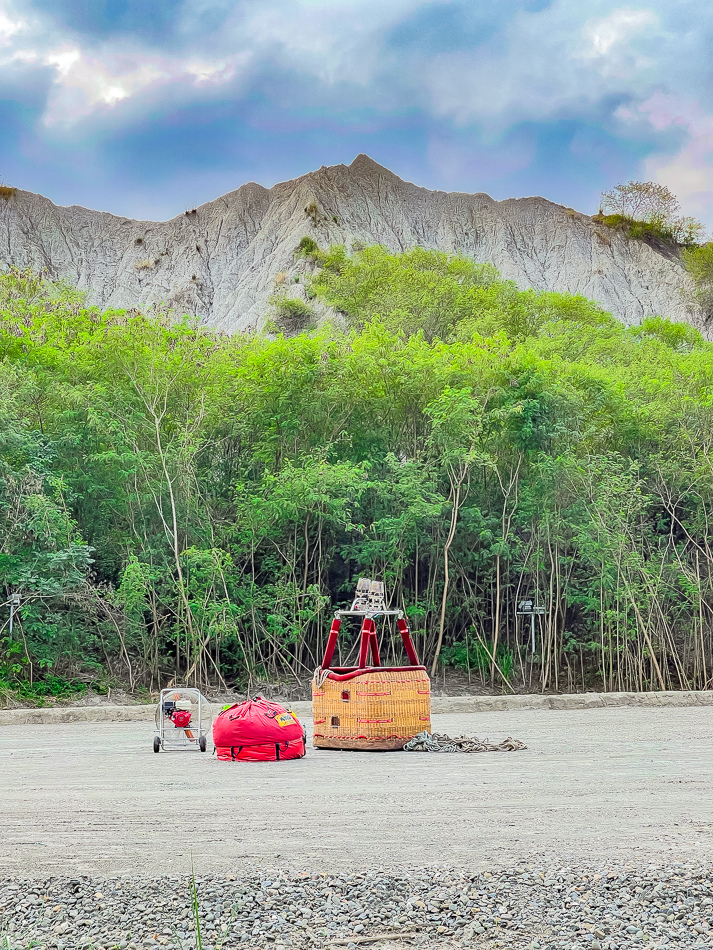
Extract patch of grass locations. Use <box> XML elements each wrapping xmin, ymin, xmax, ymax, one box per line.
<box><xmin>134</xmin><ymin>259</ymin><xmax>156</xmax><ymax>271</ymax></box>
<box><xmin>0</xmin><ymin>185</ymin><xmax>17</xmax><ymax>201</ymax></box>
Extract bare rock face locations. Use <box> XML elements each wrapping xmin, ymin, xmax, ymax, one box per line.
<box><xmin>0</xmin><ymin>154</ymin><xmax>700</xmax><ymax>332</ymax></box>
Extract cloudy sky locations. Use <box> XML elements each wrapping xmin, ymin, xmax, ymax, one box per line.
<box><xmin>1</xmin><ymin>0</ymin><xmax>712</xmax><ymax>224</ymax></box>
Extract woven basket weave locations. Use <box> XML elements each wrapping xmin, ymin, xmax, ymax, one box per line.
<box><xmin>313</xmin><ymin>668</ymin><xmax>431</xmax><ymax>750</ymax></box>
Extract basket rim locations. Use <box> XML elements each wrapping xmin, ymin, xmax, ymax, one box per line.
<box><xmin>316</xmin><ymin>664</ymin><xmax>428</xmax><ymax>682</ymax></box>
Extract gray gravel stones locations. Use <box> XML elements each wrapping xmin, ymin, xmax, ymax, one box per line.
<box><xmin>1</xmin><ymin>864</ymin><xmax>711</xmax><ymax>950</ymax></box>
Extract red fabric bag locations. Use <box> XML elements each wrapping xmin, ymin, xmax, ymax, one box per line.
<box><xmin>213</xmin><ymin>697</ymin><xmax>306</xmax><ymax>762</ymax></box>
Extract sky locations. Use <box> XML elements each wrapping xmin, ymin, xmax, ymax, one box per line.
<box><xmin>1</xmin><ymin>0</ymin><xmax>712</xmax><ymax>225</ymax></box>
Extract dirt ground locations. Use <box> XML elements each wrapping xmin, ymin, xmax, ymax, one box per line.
<box><xmin>3</xmin><ymin>706</ymin><xmax>712</xmax><ymax>878</ymax></box>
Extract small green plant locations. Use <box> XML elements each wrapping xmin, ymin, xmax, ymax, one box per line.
<box><xmin>190</xmin><ymin>864</ymin><xmax>204</xmax><ymax>950</ymax></box>
<box><xmin>0</xmin><ymin>185</ymin><xmax>17</xmax><ymax>201</ymax></box>
<box><xmin>173</xmin><ymin>860</ymin><xmax>235</xmax><ymax>950</ymax></box>
<box><xmin>295</xmin><ymin>235</ymin><xmax>319</xmax><ymax>257</ymax></box>
<box><xmin>305</xmin><ymin>202</ymin><xmax>319</xmax><ymax>225</ymax></box>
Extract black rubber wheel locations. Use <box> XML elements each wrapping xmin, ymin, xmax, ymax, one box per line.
<box><xmin>199</xmin><ymin>736</ymin><xmax>207</xmax><ymax>752</ymax></box>
<box><xmin>153</xmin><ymin>736</ymin><xmax>161</xmax><ymax>753</ymax></box>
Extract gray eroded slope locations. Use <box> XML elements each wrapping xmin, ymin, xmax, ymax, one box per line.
<box><xmin>0</xmin><ymin>154</ymin><xmax>700</xmax><ymax>332</ymax></box>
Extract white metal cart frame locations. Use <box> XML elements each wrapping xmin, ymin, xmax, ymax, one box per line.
<box><xmin>153</xmin><ymin>687</ymin><xmax>211</xmax><ymax>753</ymax></box>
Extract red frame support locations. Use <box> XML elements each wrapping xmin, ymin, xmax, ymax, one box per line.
<box><xmin>321</xmin><ymin>617</ymin><xmax>341</xmax><ymax>669</ymax></box>
<box><xmin>320</xmin><ymin>614</ymin><xmax>421</xmax><ymax>670</ymax></box>
<box><xmin>397</xmin><ymin>617</ymin><xmax>420</xmax><ymax>666</ymax></box>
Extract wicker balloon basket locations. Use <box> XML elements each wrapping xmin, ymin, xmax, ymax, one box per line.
<box><xmin>312</xmin><ymin>580</ymin><xmax>431</xmax><ymax>751</ymax></box>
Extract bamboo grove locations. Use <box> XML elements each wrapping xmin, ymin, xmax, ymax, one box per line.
<box><xmin>1</xmin><ymin>245</ymin><xmax>713</xmax><ymax>700</ymax></box>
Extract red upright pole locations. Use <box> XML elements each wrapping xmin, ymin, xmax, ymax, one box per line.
<box><xmin>368</xmin><ymin>619</ymin><xmax>381</xmax><ymax>667</ymax></box>
<box><xmin>321</xmin><ymin>617</ymin><xmax>341</xmax><ymax>669</ymax></box>
<box><xmin>358</xmin><ymin>617</ymin><xmax>372</xmax><ymax>668</ymax></box>
<box><xmin>397</xmin><ymin>617</ymin><xmax>420</xmax><ymax>666</ymax></box>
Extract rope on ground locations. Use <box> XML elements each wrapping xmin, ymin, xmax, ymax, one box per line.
<box><xmin>403</xmin><ymin>730</ymin><xmax>526</xmax><ymax>753</ymax></box>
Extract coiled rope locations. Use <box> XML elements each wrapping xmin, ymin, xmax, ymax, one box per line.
<box><xmin>403</xmin><ymin>730</ymin><xmax>526</xmax><ymax>753</ymax></box>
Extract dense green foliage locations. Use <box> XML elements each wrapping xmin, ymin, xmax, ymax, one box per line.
<box><xmin>2</xmin><ymin>251</ymin><xmax>713</xmax><ymax>701</ymax></box>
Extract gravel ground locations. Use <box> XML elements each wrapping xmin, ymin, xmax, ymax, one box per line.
<box><xmin>2</xmin><ymin>865</ymin><xmax>712</xmax><ymax>950</ymax></box>
<box><xmin>4</xmin><ymin>708</ymin><xmax>713</xmax><ymax>877</ymax></box>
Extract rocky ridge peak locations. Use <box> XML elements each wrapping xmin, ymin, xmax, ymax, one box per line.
<box><xmin>0</xmin><ymin>155</ymin><xmax>700</xmax><ymax>333</ymax></box>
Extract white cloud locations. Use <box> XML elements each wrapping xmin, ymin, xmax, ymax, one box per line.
<box><xmin>0</xmin><ymin>0</ymin><xmax>426</xmax><ymax>125</ymax></box>
<box><xmin>38</xmin><ymin>45</ymin><xmax>256</xmax><ymax>124</ymax></box>
<box><xmin>0</xmin><ymin>2</ymin><xmax>23</xmax><ymax>44</ymax></box>
<box><xmin>42</xmin><ymin>49</ymin><xmax>168</xmax><ymax>123</ymax></box>
<box><xmin>185</xmin><ymin>57</ymin><xmax>246</xmax><ymax>85</ymax></box>
<box><xmin>585</xmin><ymin>8</ymin><xmax>657</xmax><ymax>56</ymax></box>
<box><xmin>424</xmin><ymin>3</ymin><xmax>664</xmax><ymax>126</ymax></box>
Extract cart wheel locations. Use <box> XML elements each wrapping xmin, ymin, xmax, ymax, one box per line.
<box><xmin>153</xmin><ymin>736</ymin><xmax>161</xmax><ymax>753</ymax></box>
<box><xmin>199</xmin><ymin>736</ymin><xmax>207</xmax><ymax>752</ymax></box>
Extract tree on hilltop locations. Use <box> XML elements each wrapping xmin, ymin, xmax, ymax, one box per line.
<box><xmin>599</xmin><ymin>180</ymin><xmax>704</xmax><ymax>247</ymax></box>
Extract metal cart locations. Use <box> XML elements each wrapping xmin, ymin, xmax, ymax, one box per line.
<box><xmin>153</xmin><ymin>687</ymin><xmax>211</xmax><ymax>753</ymax></box>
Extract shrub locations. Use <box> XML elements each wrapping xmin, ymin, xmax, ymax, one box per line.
<box><xmin>305</xmin><ymin>202</ymin><xmax>319</xmax><ymax>225</ymax></box>
<box><xmin>682</xmin><ymin>243</ymin><xmax>713</xmax><ymax>285</ymax></box>
<box><xmin>270</xmin><ymin>296</ymin><xmax>315</xmax><ymax>334</ymax></box>
<box><xmin>682</xmin><ymin>243</ymin><xmax>713</xmax><ymax>318</ymax></box>
<box><xmin>295</xmin><ymin>235</ymin><xmax>319</xmax><ymax>257</ymax></box>
<box><xmin>134</xmin><ymin>259</ymin><xmax>155</xmax><ymax>271</ymax></box>
<box><xmin>0</xmin><ymin>185</ymin><xmax>17</xmax><ymax>201</ymax></box>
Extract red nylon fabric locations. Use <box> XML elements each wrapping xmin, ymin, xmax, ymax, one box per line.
<box><xmin>213</xmin><ymin>697</ymin><xmax>306</xmax><ymax>762</ymax></box>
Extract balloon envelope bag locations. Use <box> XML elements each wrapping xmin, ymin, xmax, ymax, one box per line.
<box><xmin>213</xmin><ymin>697</ymin><xmax>306</xmax><ymax>761</ymax></box>
<box><xmin>312</xmin><ymin>579</ymin><xmax>431</xmax><ymax>751</ymax></box>
<box><xmin>153</xmin><ymin>687</ymin><xmax>211</xmax><ymax>753</ymax></box>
